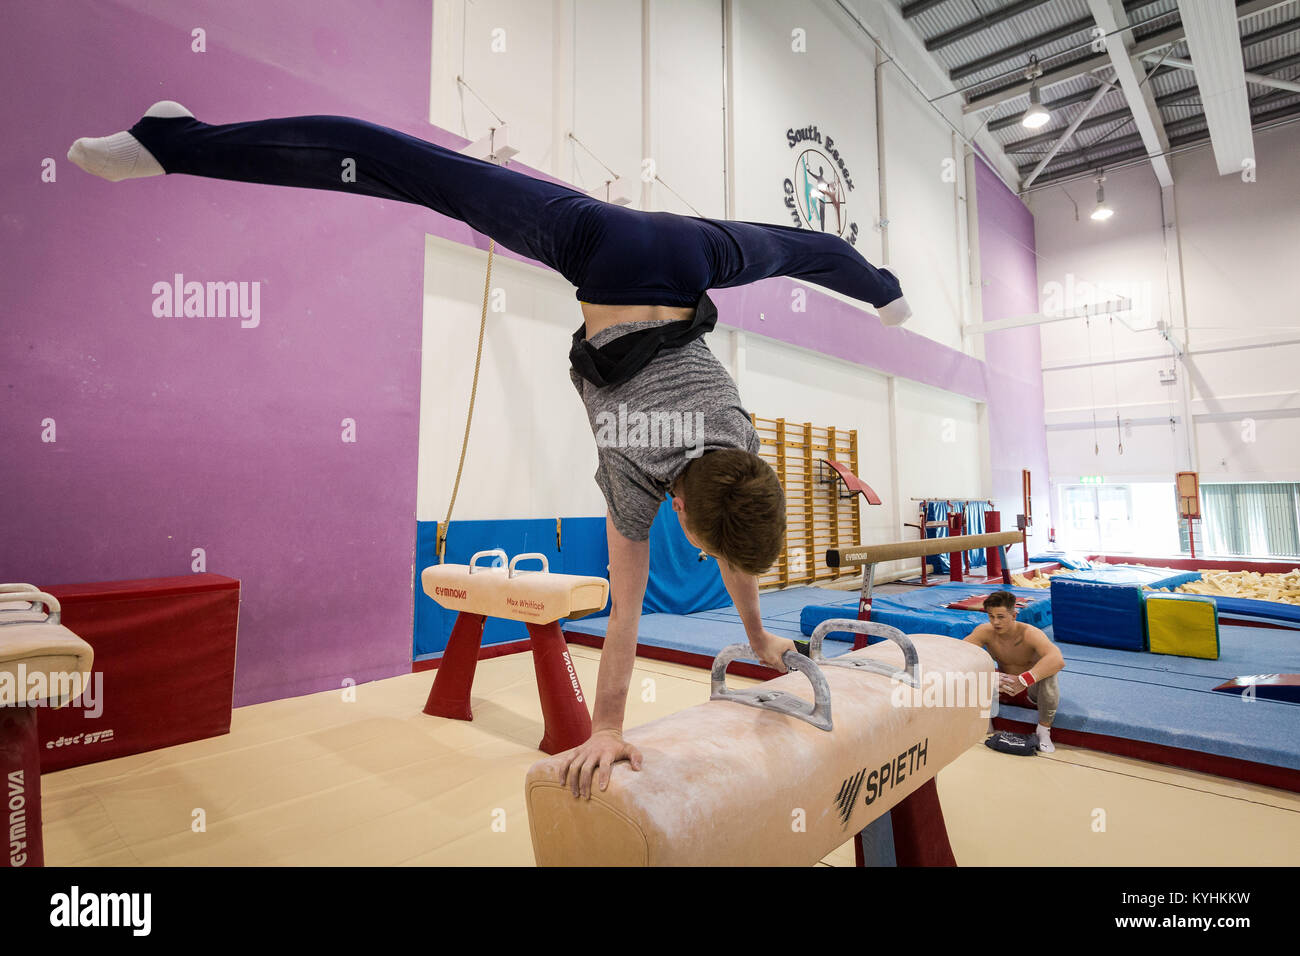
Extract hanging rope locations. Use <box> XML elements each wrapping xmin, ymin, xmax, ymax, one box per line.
<box><xmin>437</xmin><ymin>238</ymin><xmax>496</xmax><ymax>564</ymax></box>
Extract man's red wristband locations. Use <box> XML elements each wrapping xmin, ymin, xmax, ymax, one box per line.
<box><xmin>1020</xmin><ymin>671</ymin><xmax>1036</xmax><ymax>687</ymax></box>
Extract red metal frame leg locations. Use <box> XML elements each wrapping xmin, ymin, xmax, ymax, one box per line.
<box><xmin>890</xmin><ymin>778</ymin><xmax>957</xmax><ymax>866</ymax></box>
<box><xmin>985</xmin><ymin>511</ymin><xmax>1004</xmax><ymax>580</ymax></box>
<box><xmin>423</xmin><ymin>611</ymin><xmax>488</xmax><ymax>720</ymax></box>
<box><xmin>0</xmin><ymin>706</ymin><xmax>43</xmax><ymax>867</ymax></box>
<box><xmin>526</xmin><ymin>622</ymin><xmax>592</xmax><ymax>755</ymax></box>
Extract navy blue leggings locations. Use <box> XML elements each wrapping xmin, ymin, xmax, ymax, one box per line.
<box><xmin>129</xmin><ymin>114</ymin><xmax>902</xmax><ymax>309</ymax></box>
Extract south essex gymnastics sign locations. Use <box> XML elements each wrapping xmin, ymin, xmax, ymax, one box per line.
<box><xmin>782</xmin><ymin>125</ymin><xmax>859</xmax><ymax>246</ymax></box>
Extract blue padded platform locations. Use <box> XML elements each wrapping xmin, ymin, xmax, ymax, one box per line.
<box><xmin>1210</xmin><ymin>595</ymin><xmax>1300</xmax><ymax>628</ymax></box>
<box><xmin>799</xmin><ymin>584</ymin><xmax>1052</xmax><ymax>641</ymax></box>
<box><xmin>1050</xmin><ymin>577</ymin><xmax>1147</xmax><ymax>650</ymax></box>
<box><xmin>1031</xmin><ymin>552</ymin><xmax>1096</xmax><ymax>571</ymax></box>
<box><xmin>1064</xmin><ymin>564</ymin><xmax>1202</xmax><ymax>590</ymax></box>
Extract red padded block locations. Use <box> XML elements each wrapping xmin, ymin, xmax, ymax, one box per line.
<box><xmin>36</xmin><ymin>574</ymin><xmax>239</xmax><ymax>772</ymax></box>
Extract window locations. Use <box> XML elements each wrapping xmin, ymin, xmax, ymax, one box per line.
<box><xmin>1059</xmin><ymin>484</ymin><xmax>1134</xmax><ymax>553</ymax></box>
<box><xmin>1183</xmin><ymin>482</ymin><xmax>1300</xmax><ymax>558</ymax></box>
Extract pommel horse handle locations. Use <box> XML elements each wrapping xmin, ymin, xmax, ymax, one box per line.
<box><xmin>509</xmin><ymin>553</ymin><xmax>549</xmax><ymax>576</ymax></box>
<box><xmin>709</xmin><ymin>645</ymin><xmax>833</xmax><ymax>731</ymax></box>
<box><xmin>468</xmin><ymin>548</ymin><xmax>507</xmax><ymax>572</ymax></box>
<box><xmin>809</xmin><ymin>619</ymin><xmax>920</xmax><ymax>688</ymax></box>
<box><xmin>0</xmin><ymin>586</ymin><xmax>63</xmax><ymax>624</ymax></box>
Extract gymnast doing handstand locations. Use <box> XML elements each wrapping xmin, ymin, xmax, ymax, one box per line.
<box><xmin>70</xmin><ymin>102</ymin><xmax>913</xmax><ymax>798</ymax></box>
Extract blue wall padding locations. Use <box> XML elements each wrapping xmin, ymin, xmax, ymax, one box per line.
<box><xmin>413</xmin><ymin>517</ymin><xmax>610</xmax><ymax>658</ymax></box>
<box><xmin>800</xmin><ymin>584</ymin><xmax>1052</xmax><ymax>641</ymax></box>
<box><xmin>1050</xmin><ymin>578</ymin><xmax>1147</xmax><ymax>650</ymax></box>
<box><xmin>1065</xmin><ymin>565</ymin><xmax>1201</xmax><ymax>589</ymax></box>
<box><xmin>642</xmin><ymin>498</ymin><xmax>730</xmax><ymax>615</ymax></box>
<box><xmin>924</xmin><ymin>501</ymin><xmax>990</xmax><ymax>574</ymax></box>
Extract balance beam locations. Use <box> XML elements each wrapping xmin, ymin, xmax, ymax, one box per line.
<box><xmin>826</xmin><ymin>531</ymin><xmax>1025</xmax><ymax>568</ymax></box>
<box><xmin>525</xmin><ymin>631</ymin><xmax>992</xmax><ymax>866</ymax></box>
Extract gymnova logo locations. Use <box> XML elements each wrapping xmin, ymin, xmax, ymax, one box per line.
<box><xmin>889</xmin><ymin>669</ymin><xmax>998</xmax><ymax>717</ymax></box>
<box><xmin>782</xmin><ymin>125</ymin><xmax>860</xmax><ymax>245</ymax></box>
<box><xmin>561</xmin><ymin>651</ymin><xmax>583</xmax><ymax>703</ymax></box>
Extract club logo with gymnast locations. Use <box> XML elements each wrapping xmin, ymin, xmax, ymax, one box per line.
<box><xmin>782</xmin><ymin>125</ymin><xmax>859</xmax><ymax>245</ymax></box>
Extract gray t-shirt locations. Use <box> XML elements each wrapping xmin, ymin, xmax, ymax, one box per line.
<box><xmin>570</xmin><ymin>320</ymin><xmax>761</xmax><ymax>541</ymax></box>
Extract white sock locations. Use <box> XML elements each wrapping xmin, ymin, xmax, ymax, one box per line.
<box><xmin>1036</xmin><ymin>724</ymin><xmax>1055</xmax><ymax>753</ymax></box>
<box><xmin>877</xmin><ymin>296</ymin><xmax>912</xmax><ymax>327</ymax></box>
<box><xmin>67</xmin><ymin>100</ymin><xmax>193</xmax><ymax>182</ymax></box>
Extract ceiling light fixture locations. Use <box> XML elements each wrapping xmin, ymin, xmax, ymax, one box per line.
<box><xmin>1022</xmin><ymin>56</ymin><xmax>1050</xmax><ymax>129</ymax></box>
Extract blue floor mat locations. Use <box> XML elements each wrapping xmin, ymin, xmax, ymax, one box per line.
<box><xmin>799</xmin><ymin>583</ymin><xmax>1051</xmax><ymax>639</ymax></box>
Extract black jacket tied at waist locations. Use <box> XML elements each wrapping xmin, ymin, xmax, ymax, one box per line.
<box><xmin>569</xmin><ymin>292</ymin><xmax>719</xmax><ymax>388</ymax></box>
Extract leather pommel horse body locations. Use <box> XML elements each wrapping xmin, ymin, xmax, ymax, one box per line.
<box><xmin>525</xmin><ymin>620</ymin><xmax>993</xmax><ymax>866</ymax></box>
<box><xmin>421</xmin><ymin>551</ymin><xmax>608</xmax><ymax>754</ymax></box>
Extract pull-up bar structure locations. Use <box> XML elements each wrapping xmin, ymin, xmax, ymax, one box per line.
<box><xmin>825</xmin><ymin>530</ymin><xmax>1024</xmax><ymax>643</ymax></box>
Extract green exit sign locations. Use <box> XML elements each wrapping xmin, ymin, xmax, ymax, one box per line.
<box><xmin>1079</xmin><ymin>475</ymin><xmax>1105</xmax><ymax>484</ymax></box>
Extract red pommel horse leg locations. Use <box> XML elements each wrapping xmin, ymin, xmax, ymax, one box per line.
<box><xmin>421</xmin><ymin>550</ymin><xmax>609</xmax><ymax>754</ymax></box>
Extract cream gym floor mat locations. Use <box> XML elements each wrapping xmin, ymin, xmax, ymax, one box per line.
<box><xmin>39</xmin><ymin>645</ymin><xmax>1300</xmax><ymax>866</ymax></box>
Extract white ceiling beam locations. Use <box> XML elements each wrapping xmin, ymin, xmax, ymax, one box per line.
<box><xmin>1177</xmin><ymin>0</ymin><xmax>1256</xmax><ymax>176</ymax></box>
<box><xmin>1143</xmin><ymin>53</ymin><xmax>1300</xmax><ymax>94</ymax></box>
<box><xmin>1086</xmin><ymin>0</ymin><xmax>1174</xmax><ymax>187</ymax></box>
<box><xmin>961</xmin><ymin>0</ymin><xmax>1287</xmax><ymax>118</ymax></box>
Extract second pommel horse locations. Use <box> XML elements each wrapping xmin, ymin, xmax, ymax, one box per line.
<box><xmin>421</xmin><ymin>550</ymin><xmax>608</xmax><ymax>754</ymax></box>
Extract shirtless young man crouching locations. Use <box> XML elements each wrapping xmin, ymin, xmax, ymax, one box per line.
<box><xmin>964</xmin><ymin>590</ymin><xmax>1065</xmax><ymax>753</ymax></box>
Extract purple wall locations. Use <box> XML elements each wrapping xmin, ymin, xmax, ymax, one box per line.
<box><xmin>2</xmin><ymin>0</ymin><xmax>448</xmax><ymax>705</ymax></box>
<box><xmin>973</xmin><ymin>156</ymin><xmax>1052</xmax><ymax>542</ymax></box>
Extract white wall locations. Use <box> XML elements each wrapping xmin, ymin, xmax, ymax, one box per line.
<box><xmin>417</xmin><ymin>236</ymin><xmax>604</xmax><ymax>522</ymax></box>
<box><xmin>1029</xmin><ymin>119</ymin><xmax>1300</xmax><ymax>546</ymax></box>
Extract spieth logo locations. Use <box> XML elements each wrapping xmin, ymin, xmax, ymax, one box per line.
<box><xmin>834</xmin><ymin>738</ymin><xmax>929</xmax><ymax>829</ymax></box>
<box><xmin>783</xmin><ymin>125</ymin><xmax>859</xmax><ymax>245</ymax></box>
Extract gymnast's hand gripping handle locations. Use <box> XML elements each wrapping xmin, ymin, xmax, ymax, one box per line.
<box><xmin>709</xmin><ymin>644</ymin><xmax>833</xmax><ymax>732</ymax></box>
<box><xmin>808</xmin><ymin>619</ymin><xmax>920</xmax><ymax>688</ymax></box>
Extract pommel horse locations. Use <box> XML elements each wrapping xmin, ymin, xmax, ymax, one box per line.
<box><xmin>526</xmin><ymin>615</ymin><xmax>993</xmax><ymax>866</ymax></box>
<box><xmin>0</xmin><ymin>584</ymin><xmax>94</xmax><ymax>867</ymax></box>
<box><xmin>826</xmin><ymin>530</ymin><xmax>1024</xmax><ymax>640</ymax></box>
<box><xmin>421</xmin><ymin>550</ymin><xmax>607</xmax><ymax>754</ymax></box>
